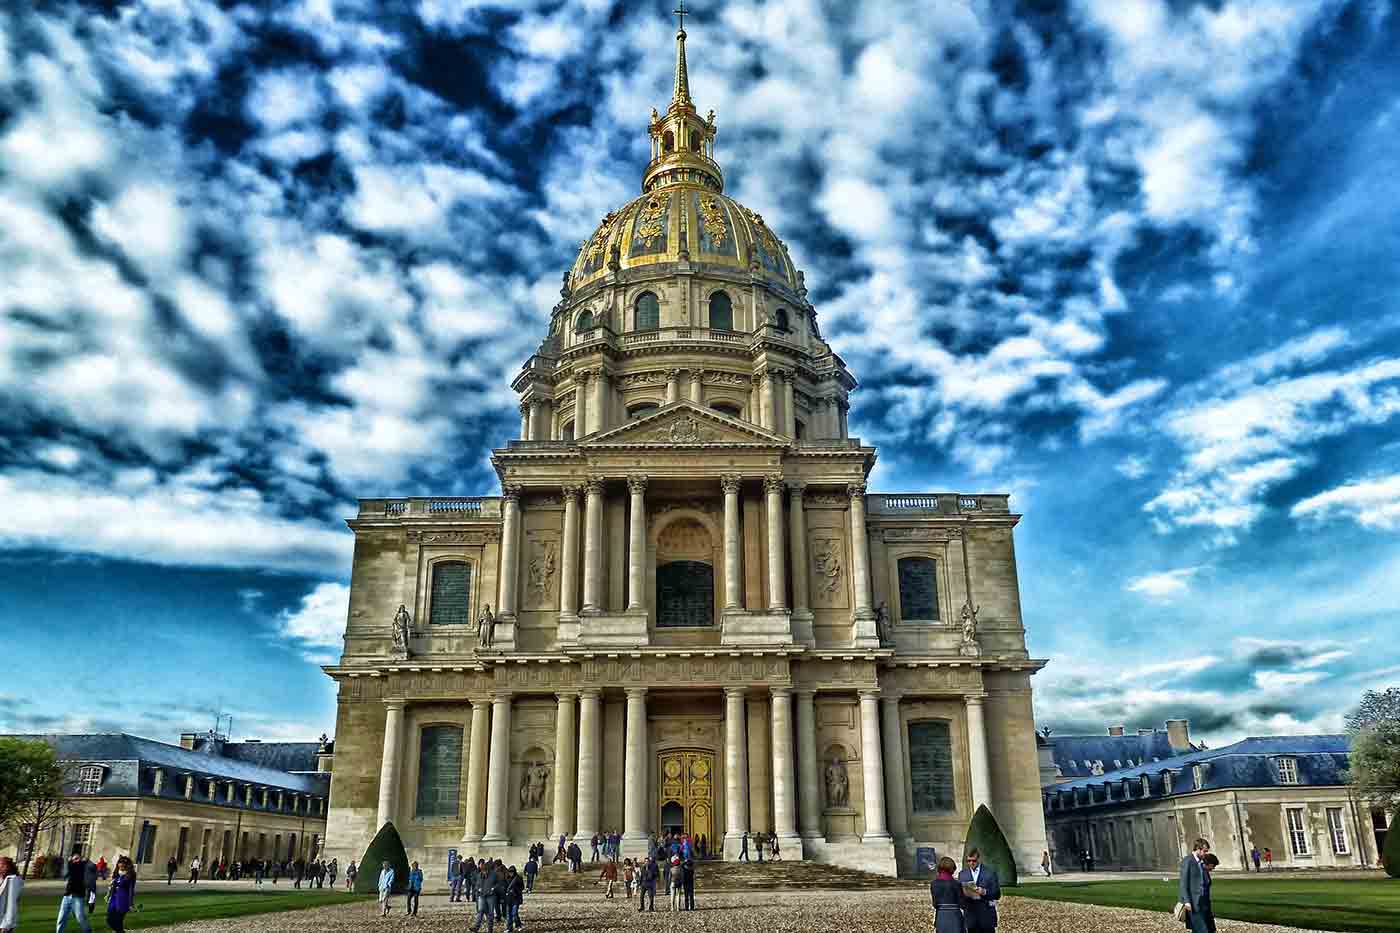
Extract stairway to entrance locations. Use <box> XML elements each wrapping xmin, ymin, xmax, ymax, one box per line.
<box><xmin>534</xmin><ymin>858</ymin><xmax>916</xmax><ymax>893</ymax></box>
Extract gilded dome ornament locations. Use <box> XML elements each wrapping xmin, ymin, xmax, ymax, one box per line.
<box><xmin>698</xmin><ymin>195</ymin><xmax>728</xmax><ymax>245</ymax></box>
<box><xmin>634</xmin><ymin>195</ymin><xmax>666</xmax><ymax>247</ymax></box>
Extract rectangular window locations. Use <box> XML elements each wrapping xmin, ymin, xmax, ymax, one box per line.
<box><xmin>257</xmin><ymin>833</ymin><xmax>267</xmax><ymax>858</ymax></box>
<box><xmin>78</xmin><ymin>766</ymin><xmax>103</xmax><ymax>794</ymax></box>
<box><xmin>136</xmin><ymin>822</ymin><xmax>157</xmax><ymax>864</ymax></box>
<box><xmin>429</xmin><ymin>561</ymin><xmax>472</xmax><ymax>625</ymax></box>
<box><xmin>1196</xmin><ymin>809</ymin><xmax>1212</xmax><ymax>843</ymax></box>
<box><xmin>1278</xmin><ymin>757</ymin><xmax>1298</xmax><ymax>785</ymax></box>
<box><xmin>176</xmin><ymin>826</ymin><xmax>190</xmax><ymax>864</ymax></box>
<box><xmin>416</xmin><ymin>725</ymin><xmax>465</xmax><ymax>818</ymax></box>
<box><xmin>200</xmin><ymin>827</ymin><xmax>212</xmax><ymax>863</ymax></box>
<box><xmin>897</xmin><ymin>557</ymin><xmax>939</xmax><ymax>620</ymax></box>
<box><xmin>1286</xmin><ymin>807</ymin><xmax>1309</xmax><ymax>855</ymax></box>
<box><xmin>907</xmin><ymin>720</ymin><xmax>955</xmax><ymax>812</ymax></box>
<box><xmin>1327</xmin><ymin>807</ymin><xmax>1349</xmax><ymax>854</ymax></box>
<box><xmin>72</xmin><ymin>823</ymin><xmax>92</xmax><ymax>857</ymax></box>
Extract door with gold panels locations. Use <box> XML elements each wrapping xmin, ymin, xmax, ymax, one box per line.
<box><xmin>657</xmin><ymin>749</ymin><xmax>714</xmax><ymax>843</ymax></box>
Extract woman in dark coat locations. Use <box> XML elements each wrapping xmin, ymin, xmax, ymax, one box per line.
<box><xmin>106</xmin><ymin>856</ymin><xmax>136</xmax><ymax>932</ymax></box>
<box><xmin>930</xmin><ymin>855</ymin><xmax>965</xmax><ymax>933</ymax></box>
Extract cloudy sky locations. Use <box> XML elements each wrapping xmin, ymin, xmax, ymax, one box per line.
<box><xmin>2</xmin><ymin>0</ymin><xmax>1397</xmax><ymax>749</ymax></box>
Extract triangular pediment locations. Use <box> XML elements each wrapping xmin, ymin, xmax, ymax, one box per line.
<box><xmin>581</xmin><ymin>401</ymin><xmax>789</xmax><ymax>447</ymax></box>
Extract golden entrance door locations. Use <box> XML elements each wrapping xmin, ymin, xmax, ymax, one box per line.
<box><xmin>657</xmin><ymin>749</ymin><xmax>714</xmax><ymax>843</ymax></box>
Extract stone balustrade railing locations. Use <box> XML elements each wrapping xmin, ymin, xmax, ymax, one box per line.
<box><xmin>358</xmin><ymin>498</ymin><xmax>502</xmax><ymax>519</ymax></box>
<box><xmin>866</xmin><ymin>493</ymin><xmax>1010</xmax><ymax>515</ymax></box>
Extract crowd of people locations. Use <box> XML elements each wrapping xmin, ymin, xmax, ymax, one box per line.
<box><xmin>160</xmin><ymin>854</ymin><xmax>341</xmax><ymax>888</ymax></box>
<box><xmin>0</xmin><ymin>845</ymin><xmax>141</xmax><ymax>933</ymax></box>
<box><xmin>929</xmin><ymin>849</ymin><xmax>1003</xmax><ymax>933</ymax></box>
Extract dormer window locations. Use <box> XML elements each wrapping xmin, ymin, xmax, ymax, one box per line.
<box><xmin>1277</xmin><ymin>757</ymin><xmax>1298</xmax><ymax>785</ymax></box>
<box><xmin>1163</xmin><ymin>771</ymin><xmax>1174</xmax><ymax>794</ymax></box>
<box><xmin>1193</xmin><ymin>765</ymin><xmax>1206</xmax><ymax>789</ymax></box>
<box><xmin>1141</xmin><ymin>775</ymin><xmax>1150</xmax><ymax>797</ymax></box>
<box><xmin>77</xmin><ymin>766</ymin><xmax>104</xmax><ymax>794</ymax></box>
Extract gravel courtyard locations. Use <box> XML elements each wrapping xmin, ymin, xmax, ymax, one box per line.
<box><xmin>162</xmin><ymin>888</ymin><xmax>1328</xmax><ymax>933</ymax></box>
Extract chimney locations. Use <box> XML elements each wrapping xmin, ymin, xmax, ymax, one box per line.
<box><xmin>178</xmin><ymin>732</ymin><xmax>199</xmax><ymax>751</ymax></box>
<box><xmin>1107</xmin><ymin>725</ymin><xmax>1125</xmax><ymax>737</ymax></box>
<box><xmin>1166</xmin><ymin>719</ymin><xmax>1191</xmax><ymax>751</ymax></box>
<box><xmin>1138</xmin><ymin>728</ymin><xmax>1154</xmax><ymax>736</ymax></box>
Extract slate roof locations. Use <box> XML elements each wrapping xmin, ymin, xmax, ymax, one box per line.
<box><xmin>195</xmin><ymin>738</ymin><xmax>323</xmax><ymax>774</ymax></box>
<box><xmin>1047</xmin><ymin>730</ymin><xmax>1194</xmax><ymax>779</ymax></box>
<box><xmin>1044</xmin><ymin>734</ymin><xmax>1350</xmax><ymax>809</ymax></box>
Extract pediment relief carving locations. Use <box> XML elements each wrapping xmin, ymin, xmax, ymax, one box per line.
<box><xmin>580</xmin><ymin>402</ymin><xmax>788</xmax><ymax>447</ymax></box>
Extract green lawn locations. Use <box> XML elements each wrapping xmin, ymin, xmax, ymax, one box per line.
<box><xmin>1013</xmin><ymin>877</ymin><xmax>1400</xmax><ymax>933</ymax></box>
<box><xmin>13</xmin><ymin>887</ymin><xmax>368</xmax><ymax>933</ymax></box>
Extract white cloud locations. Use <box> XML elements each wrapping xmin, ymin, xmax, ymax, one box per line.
<box><xmin>279</xmin><ymin>582</ymin><xmax>349</xmax><ymax>662</ymax></box>
<box><xmin>1291</xmin><ymin>474</ymin><xmax>1400</xmax><ymax>531</ymax></box>
<box><xmin>1125</xmin><ymin>566</ymin><xmax>1203</xmax><ymax>599</ymax></box>
<box><xmin>245</xmin><ymin>67</ymin><xmax>324</xmax><ymax>131</ymax></box>
<box><xmin>1116</xmin><ymin>456</ymin><xmax>1150</xmax><ymax>480</ymax></box>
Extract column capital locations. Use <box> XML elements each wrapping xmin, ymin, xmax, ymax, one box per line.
<box><xmin>502</xmin><ymin>485</ymin><xmax>523</xmax><ymax>502</ymax></box>
<box><xmin>786</xmin><ymin>480</ymin><xmax>807</xmax><ymax>497</ymax></box>
<box><xmin>627</xmin><ymin>474</ymin><xmax>649</xmax><ymax>494</ymax></box>
<box><xmin>723</xmin><ymin>686</ymin><xmax>749</xmax><ymax>700</ymax></box>
<box><xmin>491</xmin><ymin>691</ymin><xmax>515</xmax><ymax>703</ymax></box>
<box><xmin>469</xmin><ymin>695</ymin><xmax>493</xmax><ymax>709</ymax></box>
<box><xmin>720</xmin><ymin>473</ymin><xmax>743</xmax><ymax>494</ymax></box>
<box><xmin>763</xmin><ymin>473</ymin><xmax>786</xmax><ymax>494</ymax></box>
<box><xmin>793</xmin><ymin>687</ymin><xmax>818</xmax><ymax>698</ymax></box>
<box><xmin>964</xmin><ymin>693</ymin><xmax>988</xmax><ymax>706</ymax></box>
<box><xmin>576</xmin><ymin>368</ymin><xmax>594</xmax><ymax>385</ymax></box>
<box><xmin>579</xmin><ymin>687</ymin><xmax>603</xmax><ymax>700</ymax></box>
<box><xmin>625</xmin><ymin>686</ymin><xmax>649</xmax><ymax>699</ymax></box>
<box><xmin>881</xmin><ymin>690</ymin><xmax>906</xmax><ymax>704</ymax></box>
<box><xmin>857</xmin><ymin>688</ymin><xmax>881</xmax><ymax>700</ymax></box>
<box><xmin>519</xmin><ymin>401</ymin><xmax>530</xmax><ymax>416</ymax></box>
<box><xmin>561</xmin><ymin>484</ymin><xmax>581</xmax><ymax>502</ymax></box>
<box><xmin>584</xmin><ymin>476</ymin><xmax>606</xmax><ymax>495</ymax></box>
<box><xmin>667</xmin><ymin>368</ymin><xmax>683</xmax><ymax>380</ymax></box>
<box><xmin>555</xmin><ymin>690</ymin><xmax>579</xmax><ymax>702</ymax></box>
<box><xmin>769</xmin><ymin>685</ymin><xmax>793</xmax><ymax>699</ymax></box>
<box><xmin>384</xmin><ymin>699</ymin><xmax>407</xmax><ymax>711</ymax></box>
<box><xmin>847</xmin><ymin>482</ymin><xmax>868</xmax><ymax>499</ymax></box>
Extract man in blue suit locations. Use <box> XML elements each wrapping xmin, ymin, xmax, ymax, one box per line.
<box><xmin>1178</xmin><ymin>837</ymin><xmax>1217</xmax><ymax>933</ymax></box>
<box><xmin>958</xmin><ymin>848</ymin><xmax>1001</xmax><ymax>931</ymax></box>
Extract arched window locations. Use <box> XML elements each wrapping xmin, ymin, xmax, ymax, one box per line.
<box><xmin>690</xmin><ymin>130</ymin><xmax>701</xmax><ymax>151</ymax></box>
<box><xmin>795</xmin><ymin>419</ymin><xmax>805</xmax><ymax>440</ymax></box>
<box><xmin>415</xmin><ymin>725</ymin><xmax>463</xmax><ymax>818</ymax></box>
<box><xmin>663</xmin><ymin>130</ymin><xmax>674</xmax><ymax>152</ymax></box>
<box><xmin>711</xmin><ymin>402</ymin><xmax>742</xmax><ymax>419</ymax></box>
<box><xmin>708</xmin><ymin>291</ymin><xmax>733</xmax><ymax>331</ymax></box>
<box><xmin>561</xmin><ymin>421</ymin><xmax>575</xmax><ymax>441</ymax></box>
<box><xmin>897</xmin><ymin>557</ymin><xmax>938</xmax><ymax>620</ymax></box>
<box><xmin>634</xmin><ymin>292</ymin><xmax>660</xmax><ymax>331</ymax></box>
<box><xmin>907</xmin><ymin>720</ymin><xmax>955</xmax><ymax>813</ymax></box>
<box><xmin>575</xmin><ymin>309</ymin><xmax>594</xmax><ymax>333</ymax></box>
<box><xmin>774</xmin><ymin>308</ymin><xmax>791</xmax><ymax>331</ymax></box>
<box><xmin>628</xmin><ymin>402</ymin><xmax>659</xmax><ymax>420</ymax></box>
<box><xmin>657</xmin><ymin>560</ymin><xmax>715</xmax><ymax>627</ymax></box>
<box><xmin>429</xmin><ymin>561</ymin><xmax>471</xmax><ymax>626</ymax></box>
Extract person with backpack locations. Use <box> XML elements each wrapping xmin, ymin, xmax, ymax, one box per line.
<box><xmin>56</xmin><ymin>846</ymin><xmax>93</xmax><ymax>933</ymax></box>
<box><xmin>406</xmin><ymin>861</ymin><xmax>423</xmax><ymax>916</ymax></box>
<box><xmin>505</xmin><ymin>866</ymin><xmax>525</xmax><ymax>931</ymax></box>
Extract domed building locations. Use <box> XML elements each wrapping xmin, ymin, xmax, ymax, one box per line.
<box><xmin>323</xmin><ymin>14</ymin><xmax>1047</xmax><ymax>878</ymax></box>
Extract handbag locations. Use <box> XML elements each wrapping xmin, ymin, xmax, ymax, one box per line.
<box><xmin>1173</xmin><ymin>901</ymin><xmax>1191</xmax><ymax>922</ymax></box>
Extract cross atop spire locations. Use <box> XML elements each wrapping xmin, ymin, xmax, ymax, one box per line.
<box><xmin>674</xmin><ymin>0</ymin><xmax>688</xmax><ymax>31</ymax></box>
<box><xmin>672</xmin><ymin>2</ymin><xmax>692</xmax><ymax>106</ymax></box>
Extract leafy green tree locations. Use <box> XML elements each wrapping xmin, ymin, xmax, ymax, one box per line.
<box><xmin>1346</xmin><ymin>688</ymin><xmax>1400</xmax><ymax>820</ymax></box>
<box><xmin>354</xmin><ymin>822</ymin><xmax>410</xmax><ymax>895</ymax></box>
<box><xmin>0</xmin><ymin>738</ymin><xmax>84</xmax><ymax>877</ymax></box>
<box><xmin>1384</xmin><ymin>819</ymin><xmax>1400</xmax><ymax>879</ymax></box>
<box><xmin>963</xmin><ymin>803</ymin><xmax>1018</xmax><ymax>887</ymax></box>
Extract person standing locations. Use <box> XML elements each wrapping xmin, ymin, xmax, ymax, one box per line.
<box><xmin>83</xmin><ymin>856</ymin><xmax>98</xmax><ymax>910</ymax></box>
<box><xmin>346</xmin><ymin>860</ymin><xmax>357</xmax><ymax>890</ymax></box>
<box><xmin>668</xmin><ymin>855</ymin><xmax>683</xmax><ymax>911</ymax></box>
<box><xmin>328</xmin><ymin>858</ymin><xmax>338</xmax><ymax>888</ymax></box>
<box><xmin>637</xmin><ymin>856</ymin><xmax>657</xmax><ymax>912</ymax></box>
<box><xmin>57</xmin><ymin>846</ymin><xmax>94</xmax><ymax>933</ymax></box>
<box><xmin>930</xmin><ymin>856</ymin><xmax>964</xmax><ymax>933</ymax></box>
<box><xmin>449</xmin><ymin>855</ymin><xmax>463</xmax><ymax>903</ymax></box>
<box><xmin>523</xmin><ymin>855</ymin><xmax>538</xmax><ymax>894</ymax></box>
<box><xmin>377</xmin><ymin>860</ymin><xmax>395</xmax><ymax>917</ymax></box>
<box><xmin>189</xmin><ymin>855</ymin><xmax>201</xmax><ymax>884</ymax></box>
<box><xmin>681</xmin><ymin>856</ymin><xmax>695</xmax><ymax>911</ymax></box>
<box><xmin>1263</xmin><ymin>847</ymin><xmax>1272</xmax><ymax>870</ymax></box>
<box><xmin>0</xmin><ymin>856</ymin><xmax>23</xmax><ymax>933</ymax></box>
<box><xmin>105</xmin><ymin>857</ymin><xmax>136</xmax><ymax>933</ymax></box>
<box><xmin>165</xmin><ymin>855</ymin><xmax>177</xmax><ymax>886</ymax></box>
<box><xmin>958</xmin><ymin>849</ymin><xmax>1001</xmax><ymax>933</ymax></box>
<box><xmin>406</xmin><ymin>861</ymin><xmax>423</xmax><ymax>917</ymax></box>
<box><xmin>1178</xmin><ymin>838</ymin><xmax>1216</xmax><ymax>933</ymax></box>
<box><xmin>505</xmin><ymin>867</ymin><xmax>524</xmax><ymax>932</ymax></box>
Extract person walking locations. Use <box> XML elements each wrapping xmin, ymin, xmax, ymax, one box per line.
<box><xmin>189</xmin><ymin>856</ymin><xmax>201</xmax><ymax>884</ymax></box>
<box><xmin>0</xmin><ymin>856</ymin><xmax>23</xmax><ymax>933</ymax></box>
<box><xmin>345</xmin><ymin>861</ymin><xmax>356</xmax><ymax>891</ymax></box>
<box><xmin>930</xmin><ymin>856</ymin><xmax>964</xmax><ymax>933</ymax></box>
<box><xmin>105</xmin><ymin>857</ymin><xmax>136</xmax><ymax>933</ymax></box>
<box><xmin>637</xmin><ymin>856</ymin><xmax>658</xmax><ymax>912</ymax></box>
<box><xmin>83</xmin><ymin>856</ymin><xmax>98</xmax><ymax>910</ymax></box>
<box><xmin>57</xmin><ymin>846</ymin><xmax>94</xmax><ymax>933</ymax></box>
<box><xmin>165</xmin><ymin>855</ymin><xmax>177</xmax><ymax>886</ymax></box>
<box><xmin>449</xmin><ymin>855</ymin><xmax>463</xmax><ymax>903</ymax></box>
<box><xmin>377</xmin><ymin>861</ymin><xmax>395</xmax><ymax>917</ymax></box>
<box><xmin>1263</xmin><ymin>847</ymin><xmax>1272</xmax><ymax>870</ymax></box>
<box><xmin>598</xmin><ymin>859</ymin><xmax>618</xmax><ymax>899</ymax></box>
<box><xmin>681</xmin><ymin>856</ymin><xmax>695</xmax><ymax>911</ymax></box>
<box><xmin>1041</xmin><ymin>850</ymin><xmax>1052</xmax><ymax>877</ymax></box>
<box><xmin>505</xmin><ymin>867</ymin><xmax>524</xmax><ymax>932</ymax></box>
<box><xmin>1249</xmin><ymin>846</ymin><xmax>1260</xmax><ymax>872</ymax></box>
<box><xmin>958</xmin><ymin>848</ymin><xmax>1001</xmax><ymax>933</ymax></box>
<box><xmin>406</xmin><ymin>861</ymin><xmax>423</xmax><ymax>917</ymax></box>
<box><xmin>622</xmin><ymin>859</ymin><xmax>635</xmax><ymax>900</ymax></box>
<box><xmin>328</xmin><ymin>858</ymin><xmax>338</xmax><ymax>888</ymax></box>
<box><xmin>471</xmin><ymin>861</ymin><xmax>498</xmax><ymax>933</ymax></box>
<box><xmin>523</xmin><ymin>855</ymin><xmax>538</xmax><ymax>894</ymax></box>
<box><xmin>1178</xmin><ymin>838</ymin><xmax>1216</xmax><ymax>933</ymax></box>
<box><xmin>739</xmin><ymin>831</ymin><xmax>749</xmax><ymax>861</ymax></box>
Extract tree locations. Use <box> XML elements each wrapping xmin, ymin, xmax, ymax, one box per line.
<box><xmin>1346</xmin><ymin>688</ymin><xmax>1400</xmax><ymax>821</ymax></box>
<box><xmin>354</xmin><ymin>822</ymin><xmax>410</xmax><ymax>895</ymax></box>
<box><xmin>963</xmin><ymin>804</ymin><xmax>1018</xmax><ymax>887</ymax></box>
<box><xmin>1384</xmin><ymin>817</ymin><xmax>1400</xmax><ymax>879</ymax></box>
<box><xmin>0</xmin><ymin>738</ymin><xmax>86</xmax><ymax>878</ymax></box>
<box><xmin>0</xmin><ymin>738</ymin><xmax>59</xmax><ymax>830</ymax></box>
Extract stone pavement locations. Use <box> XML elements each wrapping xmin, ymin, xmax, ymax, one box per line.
<box><xmin>163</xmin><ymin>889</ymin><xmax>1327</xmax><ymax>933</ymax></box>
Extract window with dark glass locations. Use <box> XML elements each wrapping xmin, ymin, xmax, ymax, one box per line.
<box><xmin>561</xmin><ymin>422</ymin><xmax>575</xmax><ymax>441</ymax></box>
<box><xmin>663</xmin><ymin>130</ymin><xmax>674</xmax><ymax>152</ymax></box>
<box><xmin>711</xmin><ymin>402</ymin><xmax>742</xmax><ymax>419</ymax></box>
<box><xmin>575</xmin><ymin>309</ymin><xmax>594</xmax><ymax>332</ymax></box>
<box><xmin>709</xmin><ymin>291</ymin><xmax>733</xmax><ymax>331</ymax></box>
<box><xmin>429</xmin><ymin>561</ymin><xmax>471</xmax><ymax>626</ymax></box>
<box><xmin>897</xmin><ymin>557</ymin><xmax>939</xmax><ymax>620</ymax></box>
<box><xmin>628</xmin><ymin>402</ymin><xmax>659</xmax><ymax>419</ymax></box>
<box><xmin>775</xmin><ymin>308</ymin><xmax>790</xmax><ymax>331</ymax></box>
<box><xmin>656</xmin><ymin>560</ymin><xmax>714</xmax><ymax>627</ymax></box>
<box><xmin>415</xmin><ymin>725</ymin><xmax>464</xmax><ymax>818</ymax></box>
<box><xmin>690</xmin><ymin>130</ymin><xmax>701</xmax><ymax>151</ymax></box>
<box><xmin>634</xmin><ymin>292</ymin><xmax>660</xmax><ymax>331</ymax></box>
<box><xmin>908</xmin><ymin>720</ymin><xmax>955</xmax><ymax>812</ymax></box>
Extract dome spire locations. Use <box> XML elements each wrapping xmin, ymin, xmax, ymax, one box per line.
<box><xmin>672</xmin><ymin>2</ymin><xmax>692</xmax><ymax>107</ymax></box>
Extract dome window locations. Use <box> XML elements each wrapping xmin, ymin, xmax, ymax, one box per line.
<box><xmin>575</xmin><ymin>309</ymin><xmax>594</xmax><ymax>333</ymax></box>
<box><xmin>690</xmin><ymin>130</ymin><xmax>701</xmax><ymax>151</ymax></box>
<box><xmin>708</xmin><ymin>291</ymin><xmax>733</xmax><ymax>331</ymax></box>
<box><xmin>774</xmin><ymin>308</ymin><xmax>791</xmax><ymax>332</ymax></box>
<box><xmin>663</xmin><ymin>130</ymin><xmax>674</xmax><ymax>153</ymax></box>
<box><xmin>634</xmin><ymin>292</ymin><xmax>660</xmax><ymax>331</ymax></box>
<box><xmin>711</xmin><ymin>402</ymin><xmax>742</xmax><ymax>419</ymax></box>
<box><xmin>628</xmin><ymin>402</ymin><xmax>660</xmax><ymax>419</ymax></box>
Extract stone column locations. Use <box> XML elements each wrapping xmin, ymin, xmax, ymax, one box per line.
<box><xmin>839</xmin><ymin>401</ymin><xmax>849</xmax><ymax>439</ymax></box>
<box><xmin>750</xmin><ymin>376</ymin><xmax>762</xmax><ymax>425</ymax></box>
<box><xmin>689</xmin><ymin>368</ymin><xmax>704</xmax><ymax>403</ymax></box>
<box><xmin>574</xmin><ymin>689</ymin><xmax>602</xmax><ymax>842</ymax></box>
<box><xmin>627</xmin><ymin>475</ymin><xmax>648</xmax><ymax>612</ymax></box>
<box><xmin>724</xmin><ymin>688</ymin><xmax>750</xmax><ymax>851</ymax></box>
<box><xmin>574</xmin><ymin>371</ymin><xmax>591</xmax><ymax>437</ymax></box>
<box><xmin>770</xmin><ymin>687</ymin><xmax>800</xmax><ymax>850</ymax></box>
<box><xmin>483</xmin><ymin>693</ymin><xmax>513</xmax><ymax>843</ymax></box>
<box><xmin>721</xmin><ymin>475</ymin><xmax>742</xmax><ymax>610</ymax></box>
<box><xmin>794</xmin><ymin>689</ymin><xmax>822</xmax><ymax>840</ymax></box>
<box><xmin>881</xmin><ymin>694</ymin><xmax>911</xmax><ymax>840</ymax></box>
<box><xmin>764</xmin><ymin>474</ymin><xmax>787</xmax><ymax>611</ymax></box>
<box><xmin>559</xmin><ymin>486</ymin><xmax>580</xmax><ymax>618</ymax></box>
<box><xmin>519</xmin><ymin>402</ymin><xmax>530</xmax><ymax>440</ymax></box>
<box><xmin>759</xmin><ymin>371</ymin><xmax>775</xmax><ymax>430</ymax></box>
<box><xmin>590</xmin><ymin>369</ymin><xmax>609</xmax><ymax>434</ymax></box>
<box><xmin>623</xmin><ymin>688</ymin><xmax>649</xmax><ymax>841</ymax></box>
<box><xmin>498</xmin><ymin>486</ymin><xmax>522</xmax><ymax>619</ymax></box>
<box><xmin>966</xmin><ymin>694</ymin><xmax>994</xmax><ymax>813</ymax></box>
<box><xmin>665</xmin><ymin>369</ymin><xmax>681</xmax><ymax>404</ymax></box>
<box><xmin>788</xmin><ymin>483</ymin><xmax>809</xmax><ymax>614</ymax></box>
<box><xmin>782</xmin><ymin>373</ymin><xmax>796</xmax><ymax>437</ymax></box>
<box><xmin>858</xmin><ymin>690</ymin><xmax>890</xmax><ymax>840</ymax></box>
<box><xmin>376</xmin><ymin>700</ymin><xmax>405</xmax><ymax>829</ymax></box>
<box><xmin>552</xmin><ymin>693</ymin><xmax>578</xmax><ymax>840</ymax></box>
<box><xmin>582</xmin><ymin>478</ymin><xmax>604</xmax><ymax>612</ymax></box>
<box><xmin>848</xmin><ymin>483</ymin><xmax>874</xmax><ymax>619</ymax></box>
<box><xmin>462</xmin><ymin>699</ymin><xmax>490</xmax><ymax>842</ymax></box>
<box><xmin>529</xmin><ymin>399</ymin><xmax>547</xmax><ymax>440</ymax></box>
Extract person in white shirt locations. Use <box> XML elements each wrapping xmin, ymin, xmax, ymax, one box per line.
<box><xmin>0</xmin><ymin>855</ymin><xmax>24</xmax><ymax>933</ymax></box>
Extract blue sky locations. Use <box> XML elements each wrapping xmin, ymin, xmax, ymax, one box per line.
<box><xmin>1</xmin><ymin>0</ymin><xmax>1397</xmax><ymax>748</ymax></box>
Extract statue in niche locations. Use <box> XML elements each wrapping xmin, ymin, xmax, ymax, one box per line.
<box><xmin>874</xmin><ymin>601</ymin><xmax>890</xmax><ymax>646</ymax></box>
<box><xmin>520</xmin><ymin>761</ymin><xmax>549</xmax><ymax>810</ymax></box>
<box><xmin>824</xmin><ymin>754</ymin><xmax>850</xmax><ymax>808</ymax></box>
<box><xmin>477</xmin><ymin>604</ymin><xmax>495</xmax><ymax>649</ymax></box>
<box><xmin>390</xmin><ymin>604</ymin><xmax>411</xmax><ymax>658</ymax></box>
<box><xmin>812</xmin><ymin>543</ymin><xmax>842</xmax><ymax>595</ymax></box>
<box><xmin>959</xmin><ymin>601</ymin><xmax>980</xmax><ymax>657</ymax></box>
<box><xmin>528</xmin><ymin>545</ymin><xmax>556</xmax><ymax>602</ymax></box>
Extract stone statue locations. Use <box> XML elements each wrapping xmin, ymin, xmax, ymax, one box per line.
<box><xmin>608</xmin><ymin>240</ymin><xmax>621</xmax><ymax>272</ymax></box>
<box><xmin>477</xmin><ymin>604</ymin><xmax>495</xmax><ymax>649</ymax></box>
<box><xmin>520</xmin><ymin>761</ymin><xmax>549</xmax><ymax>809</ymax></box>
<box><xmin>651</xmin><ymin>106</ymin><xmax>660</xmax><ymax>124</ymax></box>
<box><xmin>560</xmin><ymin>268</ymin><xmax>572</xmax><ymax>297</ymax></box>
<box><xmin>706</xmin><ymin>108</ymin><xmax>715</xmax><ymax>125</ymax></box>
<box><xmin>824</xmin><ymin>754</ymin><xmax>849</xmax><ymax>808</ymax></box>
<box><xmin>959</xmin><ymin>601</ymin><xmax>980</xmax><ymax>657</ymax></box>
<box><xmin>874</xmin><ymin>601</ymin><xmax>890</xmax><ymax>646</ymax></box>
<box><xmin>390</xmin><ymin>604</ymin><xmax>411</xmax><ymax>658</ymax></box>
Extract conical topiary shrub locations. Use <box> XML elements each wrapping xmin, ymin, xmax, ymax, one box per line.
<box><xmin>963</xmin><ymin>804</ymin><xmax>1018</xmax><ymax>887</ymax></box>
<box><xmin>1384</xmin><ymin>819</ymin><xmax>1400</xmax><ymax>879</ymax></box>
<box><xmin>354</xmin><ymin>822</ymin><xmax>411</xmax><ymax>895</ymax></box>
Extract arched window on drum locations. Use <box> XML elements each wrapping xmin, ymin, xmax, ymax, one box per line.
<box><xmin>575</xmin><ymin>309</ymin><xmax>594</xmax><ymax>333</ymax></box>
<box><xmin>429</xmin><ymin>561</ymin><xmax>471</xmax><ymax>626</ymax></box>
<box><xmin>634</xmin><ymin>292</ymin><xmax>660</xmax><ymax>331</ymax></box>
<box><xmin>774</xmin><ymin>307</ymin><xmax>791</xmax><ymax>332</ymax></box>
<box><xmin>708</xmin><ymin>291</ymin><xmax>734</xmax><ymax>331</ymax></box>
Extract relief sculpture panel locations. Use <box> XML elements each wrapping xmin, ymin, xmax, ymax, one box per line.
<box><xmin>809</xmin><ymin>535</ymin><xmax>848</xmax><ymax>609</ymax></box>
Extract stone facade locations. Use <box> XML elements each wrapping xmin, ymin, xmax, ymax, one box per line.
<box><xmin>322</xmin><ymin>19</ymin><xmax>1048</xmax><ymax>879</ymax></box>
